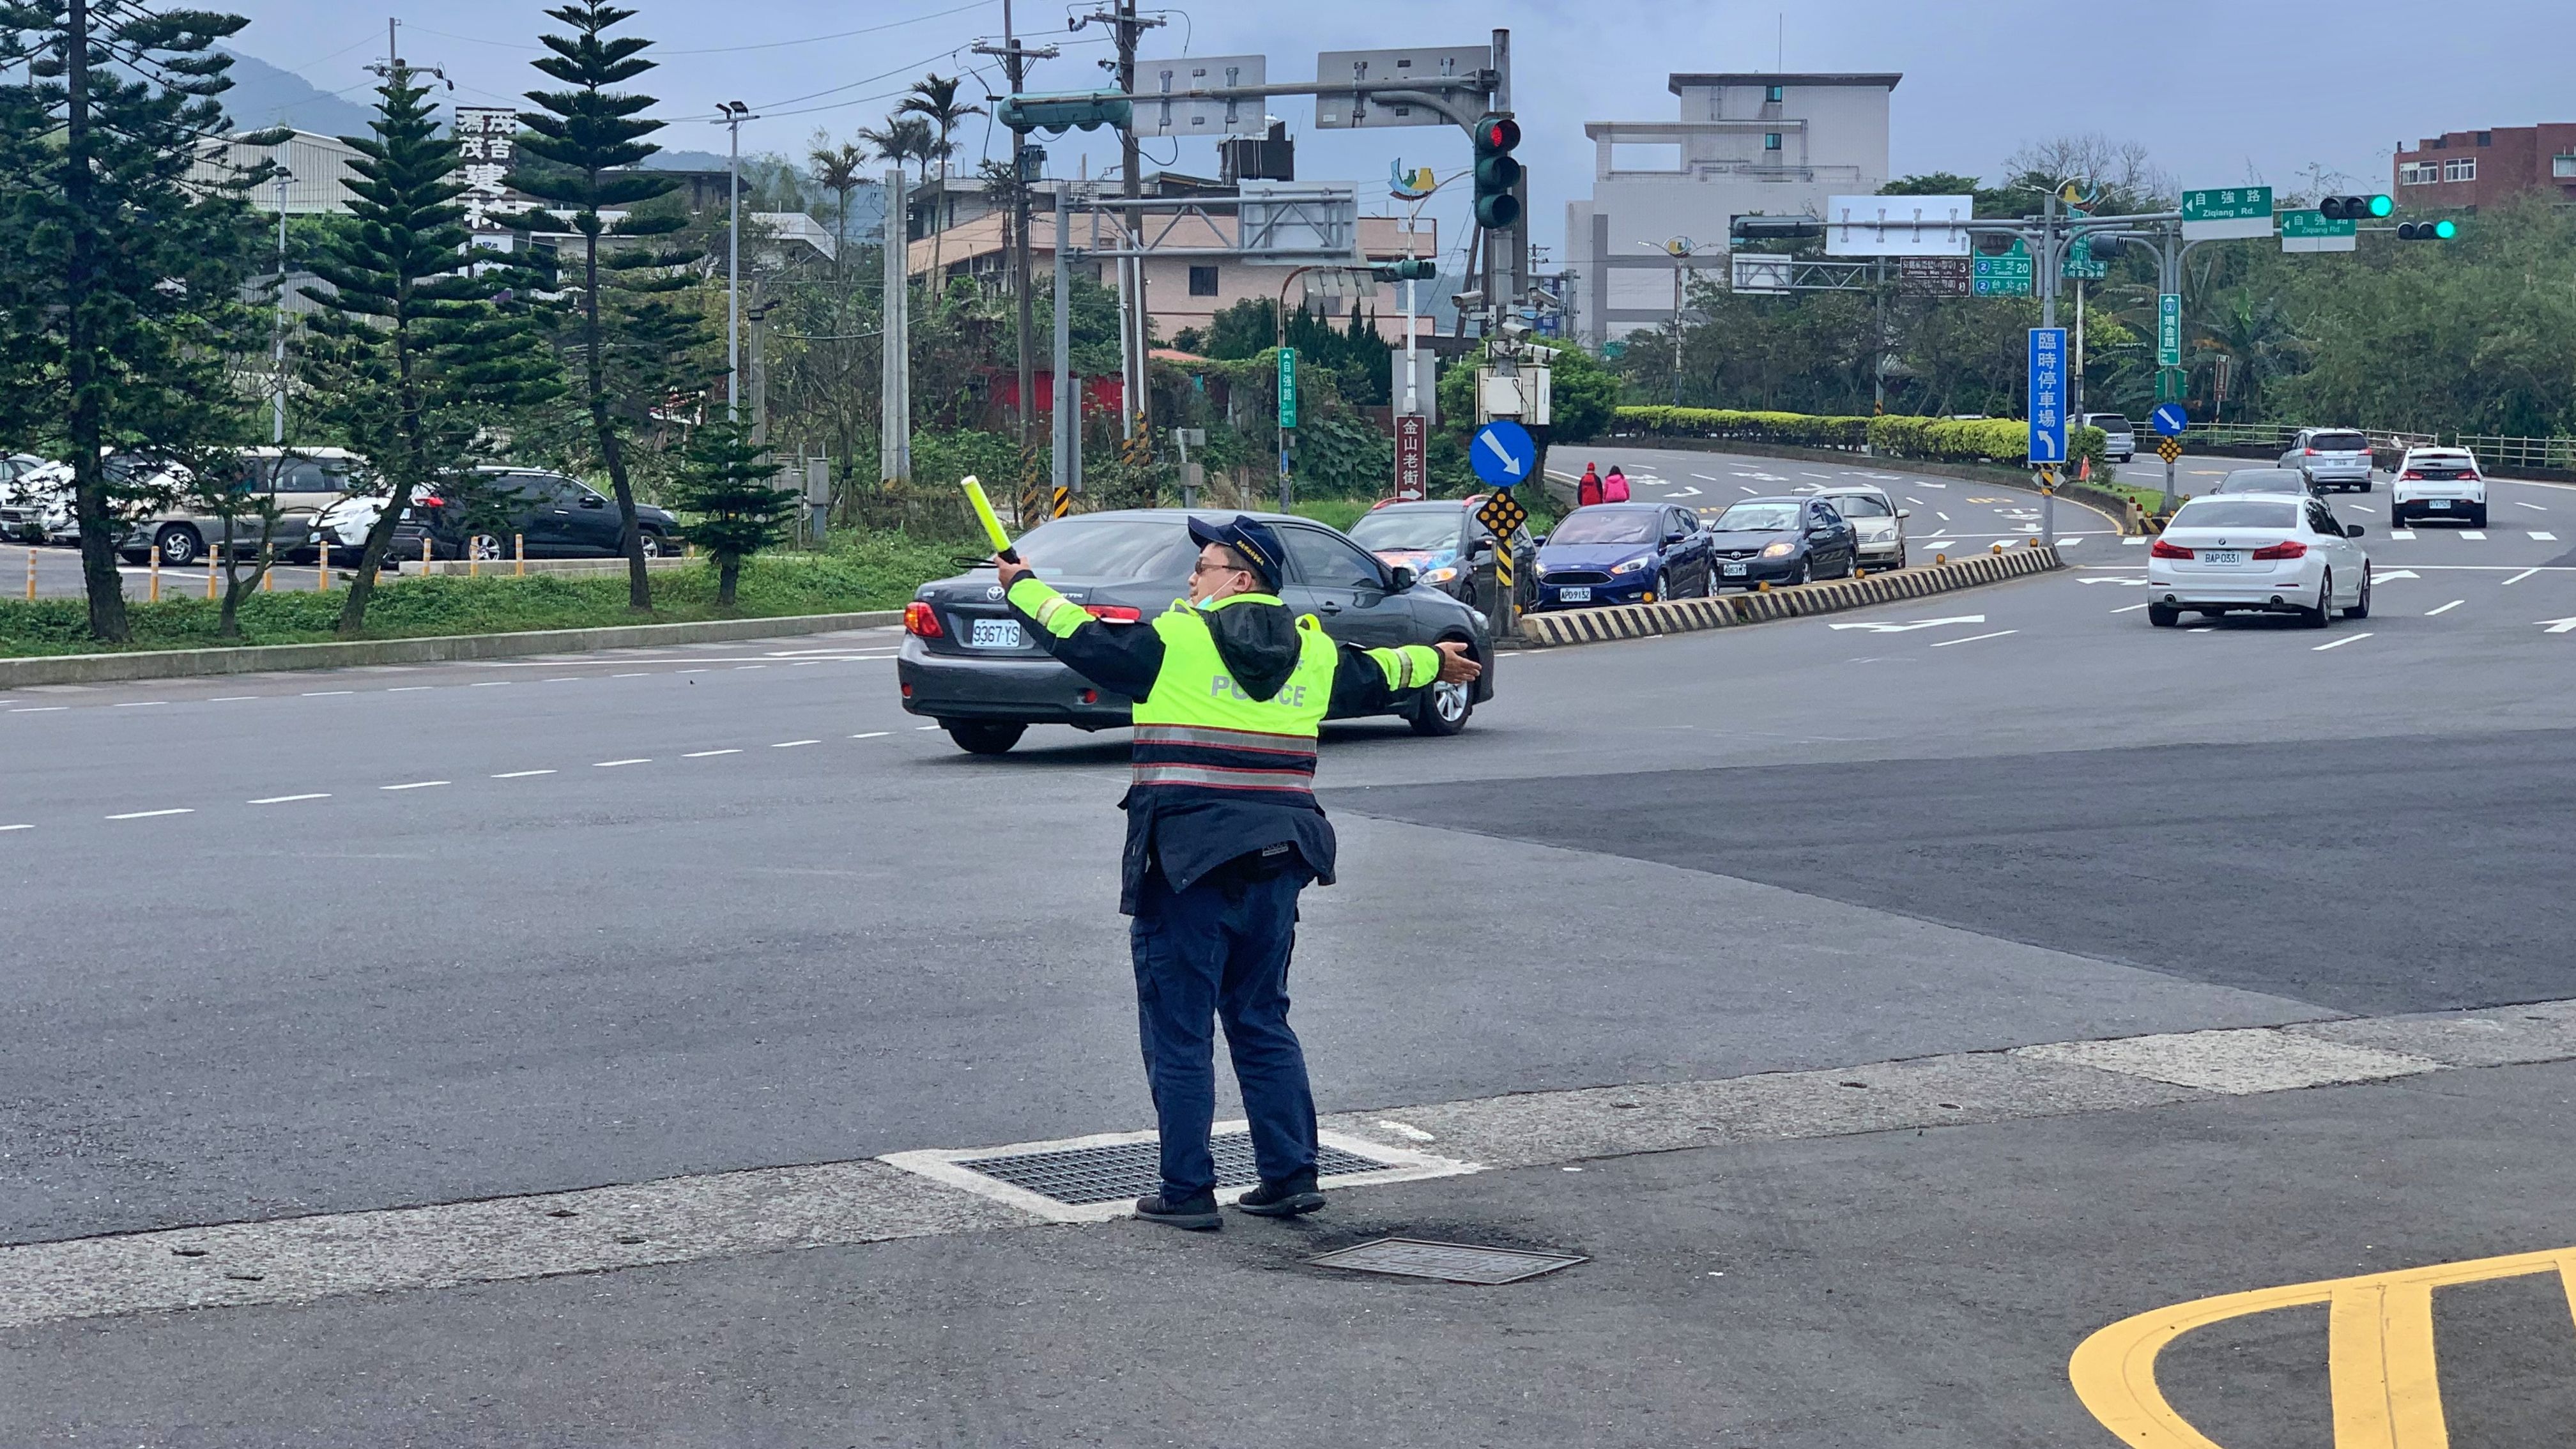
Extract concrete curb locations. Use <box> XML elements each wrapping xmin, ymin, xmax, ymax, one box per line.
<box><xmin>1514</xmin><ymin>546</ymin><xmax>2060</xmax><ymax>648</ymax></box>
<box><xmin>0</xmin><ymin>610</ymin><xmax>903</xmax><ymax>687</ymax></box>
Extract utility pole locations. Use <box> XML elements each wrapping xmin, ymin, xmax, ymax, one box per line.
<box><xmin>718</xmin><ymin>100</ymin><xmax>755</xmax><ymax>421</ymax></box>
<box><xmin>974</xmin><ymin>4</ymin><xmax>1056</xmax><ymax>470</ymax></box>
<box><xmin>1074</xmin><ymin>2</ymin><xmax>1162</xmax><ymax>443</ymax></box>
<box><xmin>272</xmin><ymin>151</ymin><xmax>289</xmax><ymax>443</ymax></box>
<box><xmin>881</xmin><ymin>165</ymin><xmax>912</xmax><ymax>484</ymax></box>
<box><xmin>1051</xmin><ymin>185</ymin><xmax>1075</xmax><ymax>502</ymax></box>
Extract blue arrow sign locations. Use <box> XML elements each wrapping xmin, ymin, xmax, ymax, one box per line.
<box><xmin>2027</xmin><ymin>327</ymin><xmax>2067</xmax><ymax>465</ymax></box>
<box><xmin>2150</xmin><ymin>401</ymin><xmax>2189</xmax><ymax>438</ymax></box>
<box><xmin>1470</xmin><ymin>419</ymin><xmax>1537</xmax><ymax>487</ymax></box>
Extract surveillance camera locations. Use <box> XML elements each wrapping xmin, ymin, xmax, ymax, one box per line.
<box><xmin>1452</xmin><ymin>289</ymin><xmax>1485</xmax><ymax>308</ymax></box>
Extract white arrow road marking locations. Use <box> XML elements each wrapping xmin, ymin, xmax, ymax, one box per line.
<box><xmin>2427</xmin><ymin>601</ymin><xmax>2464</xmax><ymax>616</ymax></box>
<box><xmin>1475</xmin><ymin>430</ymin><xmax>1526</xmax><ymax>477</ymax></box>
<box><xmin>1662</xmin><ymin>484</ymin><xmax>1702</xmax><ymax>497</ymax></box>
<box><xmin>2312</xmin><ymin>632</ymin><xmax>2373</xmax><ymax>651</ymax></box>
<box><xmin>1827</xmin><ymin>615</ymin><xmax>1988</xmax><ymax>634</ymax></box>
<box><xmin>2539</xmin><ymin>617</ymin><xmax>2576</xmax><ymax>634</ymax></box>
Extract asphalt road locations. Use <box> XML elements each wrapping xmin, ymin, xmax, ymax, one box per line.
<box><xmin>7</xmin><ymin>449</ymin><xmax>2576</xmax><ymax>1445</ymax></box>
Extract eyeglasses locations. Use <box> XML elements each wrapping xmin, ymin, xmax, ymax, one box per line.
<box><xmin>1190</xmin><ymin>559</ymin><xmax>1252</xmax><ymax>577</ymax></box>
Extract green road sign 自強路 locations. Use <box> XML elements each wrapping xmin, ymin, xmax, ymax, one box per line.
<box><xmin>2157</xmin><ymin>294</ymin><xmax>2182</xmax><ymax>367</ymax></box>
<box><xmin>1277</xmin><ymin>346</ymin><xmax>1297</xmax><ymax>429</ymax></box>
<box><xmin>2181</xmin><ymin>185</ymin><xmax>2274</xmax><ymax>240</ymax></box>
<box><xmin>1974</xmin><ymin>240</ymin><xmax>2032</xmax><ymax>297</ymax></box>
<box><xmin>2280</xmin><ymin>209</ymin><xmax>2359</xmax><ymax>254</ymax></box>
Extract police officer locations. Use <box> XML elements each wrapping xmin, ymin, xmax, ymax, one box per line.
<box><xmin>996</xmin><ymin>516</ymin><xmax>1481</xmax><ymax>1230</ymax></box>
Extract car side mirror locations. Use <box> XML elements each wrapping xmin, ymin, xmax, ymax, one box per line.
<box><xmin>1468</xmin><ymin>539</ymin><xmax>1496</xmax><ymax>558</ymax></box>
<box><xmin>1663</xmin><ymin>530</ymin><xmax>1686</xmax><ymax>544</ymax></box>
<box><xmin>2347</xmin><ymin>524</ymin><xmax>2365</xmax><ymax>539</ymax></box>
<box><xmin>579</xmin><ymin>495</ymin><xmax>604</xmax><ymax>509</ymax></box>
<box><xmin>1897</xmin><ymin>509</ymin><xmax>1911</xmax><ymax>519</ymax></box>
<box><xmin>1530</xmin><ymin>534</ymin><xmax>1547</xmax><ymax>548</ymax></box>
<box><xmin>1387</xmin><ymin>565</ymin><xmax>1416</xmax><ymax>592</ymax></box>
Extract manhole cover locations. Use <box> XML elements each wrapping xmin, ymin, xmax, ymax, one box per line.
<box><xmin>1307</xmin><ymin>1238</ymin><xmax>1586</xmax><ymax>1285</ymax></box>
<box><xmin>955</xmin><ymin>1132</ymin><xmax>1386</xmax><ymax>1207</ymax></box>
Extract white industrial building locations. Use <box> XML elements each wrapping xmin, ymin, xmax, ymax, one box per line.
<box><xmin>1562</xmin><ymin>72</ymin><xmax>1899</xmax><ymax>345</ymax></box>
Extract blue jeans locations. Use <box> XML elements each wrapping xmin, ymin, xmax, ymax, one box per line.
<box><xmin>1130</xmin><ymin>862</ymin><xmax>1319</xmax><ymax>1202</ymax></box>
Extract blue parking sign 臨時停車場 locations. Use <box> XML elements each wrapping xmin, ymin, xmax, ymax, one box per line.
<box><xmin>2027</xmin><ymin>327</ymin><xmax>2067</xmax><ymax>463</ymax></box>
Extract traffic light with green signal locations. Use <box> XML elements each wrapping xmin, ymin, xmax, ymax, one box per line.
<box><xmin>1471</xmin><ymin>113</ymin><xmax>1522</xmax><ymax>230</ymax></box>
<box><xmin>2396</xmin><ymin>218</ymin><xmax>2460</xmax><ymax>240</ymax></box>
<box><xmin>1370</xmin><ymin>258</ymin><xmax>1439</xmax><ymax>282</ymax></box>
<box><xmin>2319</xmin><ymin>194</ymin><xmax>2394</xmax><ymax>221</ymax></box>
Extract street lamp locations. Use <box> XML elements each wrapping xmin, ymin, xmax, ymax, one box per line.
<box><xmin>716</xmin><ymin>100</ymin><xmax>757</xmax><ymax>421</ymax></box>
<box><xmin>1639</xmin><ymin>237</ymin><xmax>1698</xmax><ymax>406</ymax></box>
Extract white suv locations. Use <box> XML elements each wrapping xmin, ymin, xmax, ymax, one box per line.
<box><xmin>2390</xmin><ymin>447</ymin><xmax>2486</xmax><ymax>528</ymax></box>
<box><xmin>2147</xmin><ymin>491</ymin><xmax>2371</xmax><ymax>629</ymax></box>
<box><xmin>2082</xmin><ymin>413</ymin><xmax>2136</xmax><ymax>463</ymax></box>
<box><xmin>2280</xmin><ymin>428</ymin><xmax>2375</xmax><ymax>493</ymax></box>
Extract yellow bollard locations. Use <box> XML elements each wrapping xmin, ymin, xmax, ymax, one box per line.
<box><xmin>261</xmin><ymin>556</ymin><xmax>273</xmax><ymax>592</ymax></box>
<box><xmin>206</xmin><ymin>551</ymin><xmax>217</xmax><ymax>599</ymax></box>
<box><xmin>318</xmin><ymin>540</ymin><xmax>329</xmax><ymax>592</ymax></box>
<box><xmin>514</xmin><ymin>534</ymin><xmax>525</xmax><ymax>576</ymax></box>
<box><xmin>422</xmin><ymin>537</ymin><xmax>432</xmax><ymax>572</ymax></box>
<box><xmin>25</xmin><ymin>548</ymin><xmax>34</xmax><ymax>601</ymax></box>
<box><xmin>467</xmin><ymin>547</ymin><xmax>478</xmax><ymax>579</ymax></box>
<box><xmin>148</xmin><ymin>544</ymin><xmax>159</xmax><ymax>603</ymax></box>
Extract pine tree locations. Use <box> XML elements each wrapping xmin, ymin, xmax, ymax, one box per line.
<box><xmin>300</xmin><ymin>62</ymin><xmax>560</xmax><ymax>637</ymax></box>
<box><xmin>507</xmin><ymin>3</ymin><xmax>707</xmax><ymax>614</ymax></box>
<box><xmin>0</xmin><ymin>0</ymin><xmax>273</xmax><ymax>641</ymax></box>
<box><xmin>666</xmin><ymin>420</ymin><xmax>796</xmax><ymax>606</ymax></box>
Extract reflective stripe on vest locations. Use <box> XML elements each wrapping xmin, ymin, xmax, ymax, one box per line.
<box><xmin>1130</xmin><ymin>601</ymin><xmax>1337</xmax><ymax>799</ymax></box>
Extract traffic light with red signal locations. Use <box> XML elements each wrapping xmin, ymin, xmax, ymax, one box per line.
<box><xmin>1471</xmin><ymin>113</ymin><xmax>1521</xmax><ymax>230</ymax></box>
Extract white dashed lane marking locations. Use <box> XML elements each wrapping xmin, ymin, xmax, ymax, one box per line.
<box><xmin>2313</xmin><ymin>633</ymin><xmax>2373</xmax><ymax>651</ymax></box>
<box><xmin>248</xmin><ymin>793</ymin><xmax>330</xmax><ymax>806</ymax></box>
<box><xmin>491</xmin><ymin>770</ymin><xmax>555</xmax><ymax>779</ymax></box>
<box><xmin>2517</xmin><ymin>500</ymin><xmax>2548</xmax><ymax>510</ymax></box>
<box><xmin>592</xmin><ymin>758</ymin><xmax>650</xmax><ymax>769</ymax></box>
<box><xmin>379</xmin><ymin>781</ymin><xmax>448</xmax><ymax>792</ymax></box>
<box><xmin>772</xmin><ymin>740</ymin><xmax>818</xmax><ymax>748</ymax></box>
<box><xmin>2531</xmin><ymin>532</ymin><xmax>2557</xmax><ymax>541</ymax></box>
<box><xmin>106</xmin><ymin>809</ymin><xmax>192</xmax><ymax>820</ymax></box>
<box><xmin>1929</xmin><ymin>629</ymin><xmax>2018</xmax><ymax>648</ymax></box>
<box><xmin>850</xmin><ymin>732</ymin><xmax>890</xmax><ymax>739</ymax></box>
<box><xmin>683</xmin><ymin>749</ymin><xmax>740</xmax><ymax>758</ymax></box>
<box><xmin>2428</xmin><ymin>601</ymin><xmax>2464</xmax><ymax>616</ymax></box>
<box><xmin>2504</xmin><ymin>569</ymin><xmax>2540</xmax><ymax>585</ymax></box>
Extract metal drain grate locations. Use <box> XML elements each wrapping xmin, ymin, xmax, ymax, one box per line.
<box><xmin>955</xmin><ymin>1133</ymin><xmax>1386</xmax><ymax>1206</ymax></box>
<box><xmin>1307</xmin><ymin>1238</ymin><xmax>1586</xmax><ymax>1285</ymax></box>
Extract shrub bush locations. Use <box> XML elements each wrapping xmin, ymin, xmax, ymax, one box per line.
<box><xmin>1615</xmin><ymin>406</ymin><xmax>2108</xmax><ymax>475</ymax></box>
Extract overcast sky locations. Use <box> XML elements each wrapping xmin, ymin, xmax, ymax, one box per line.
<box><xmin>221</xmin><ymin>0</ymin><xmax>2564</xmax><ymax>265</ymax></box>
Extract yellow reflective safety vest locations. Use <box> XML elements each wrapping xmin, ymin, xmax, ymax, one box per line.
<box><xmin>1130</xmin><ymin>597</ymin><xmax>1339</xmax><ymax>804</ymax></box>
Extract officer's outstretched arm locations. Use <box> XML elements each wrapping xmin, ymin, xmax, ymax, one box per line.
<box><xmin>1004</xmin><ymin>575</ymin><xmax>1166</xmax><ymax>699</ymax></box>
<box><xmin>1330</xmin><ymin>641</ymin><xmax>1445</xmax><ymax>715</ymax></box>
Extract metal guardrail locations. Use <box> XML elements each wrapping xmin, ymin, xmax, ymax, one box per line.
<box><xmin>2183</xmin><ymin>423</ymin><xmax>2576</xmax><ymax>474</ymax></box>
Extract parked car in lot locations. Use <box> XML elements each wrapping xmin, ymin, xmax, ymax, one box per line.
<box><xmin>313</xmin><ymin>494</ymin><xmax>387</xmax><ymax>554</ymax></box>
<box><xmin>2389</xmin><ymin>447</ymin><xmax>2486</xmax><ymax>528</ymax></box>
<box><xmin>1701</xmin><ymin>495</ymin><xmax>1859</xmax><ymax>589</ymax></box>
<box><xmin>2211</xmin><ymin>468</ymin><xmax>2317</xmax><ymax>496</ymax></box>
<box><xmin>2278</xmin><ymin>428</ymin><xmax>2374</xmax><ymax>492</ymax></box>
<box><xmin>0</xmin><ymin>455</ymin><xmax>69</xmax><ymax>542</ymax></box>
<box><xmin>898</xmin><ymin>508</ymin><xmax>1497</xmax><ymax>753</ymax></box>
<box><xmin>1346</xmin><ymin>495</ymin><xmax>1535</xmax><ymax>612</ymax></box>
<box><xmin>2146</xmin><ymin>492</ymin><xmax>2370</xmax><ymax>629</ymax></box>
<box><xmin>1810</xmin><ymin>484</ymin><xmax>1908</xmax><ymax>571</ymax></box>
<box><xmin>391</xmin><ymin>467</ymin><xmax>678</xmax><ymax>561</ymax></box>
<box><xmin>106</xmin><ymin>454</ymin><xmax>322</xmax><ymax>567</ymax></box>
<box><xmin>2081</xmin><ymin>412</ymin><xmax>2136</xmax><ymax>463</ymax></box>
<box><xmin>1531</xmin><ymin>503</ymin><xmax>1713</xmax><ymax>608</ymax></box>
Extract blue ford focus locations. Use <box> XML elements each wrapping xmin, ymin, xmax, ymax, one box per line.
<box><xmin>1532</xmin><ymin>503</ymin><xmax>1713</xmax><ymax>609</ymax></box>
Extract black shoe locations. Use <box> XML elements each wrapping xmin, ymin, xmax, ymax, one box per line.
<box><xmin>1233</xmin><ymin>1170</ymin><xmax>1325</xmax><ymax>1218</ymax></box>
<box><xmin>1134</xmin><ymin>1192</ymin><xmax>1222</xmax><ymax>1231</ymax></box>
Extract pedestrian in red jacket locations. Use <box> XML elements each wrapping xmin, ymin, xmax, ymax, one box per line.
<box><xmin>1577</xmin><ymin>463</ymin><xmax>1603</xmax><ymax>508</ymax></box>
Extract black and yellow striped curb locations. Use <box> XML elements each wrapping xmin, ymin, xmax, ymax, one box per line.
<box><xmin>1515</xmin><ymin>545</ymin><xmax>2060</xmax><ymax>648</ymax></box>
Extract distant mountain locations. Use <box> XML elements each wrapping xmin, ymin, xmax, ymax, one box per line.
<box><xmin>642</xmin><ymin>150</ymin><xmax>735</xmax><ymax>172</ymax></box>
<box><xmin>213</xmin><ymin>47</ymin><xmax>376</xmax><ymax>139</ymax></box>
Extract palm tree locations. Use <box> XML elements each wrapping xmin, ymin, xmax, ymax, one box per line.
<box><xmin>897</xmin><ymin>74</ymin><xmax>985</xmax><ymax>305</ymax></box>
<box><xmin>808</xmin><ymin>136</ymin><xmax>870</xmax><ymax>279</ymax></box>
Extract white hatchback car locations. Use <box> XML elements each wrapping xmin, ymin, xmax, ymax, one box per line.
<box><xmin>2390</xmin><ymin>447</ymin><xmax>2486</xmax><ymax>528</ymax></box>
<box><xmin>2146</xmin><ymin>492</ymin><xmax>2371</xmax><ymax>629</ymax></box>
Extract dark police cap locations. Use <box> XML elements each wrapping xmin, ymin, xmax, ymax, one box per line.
<box><xmin>1186</xmin><ymin>514</ymin><xmax>1286</xmax><ymax>593</ymax></box>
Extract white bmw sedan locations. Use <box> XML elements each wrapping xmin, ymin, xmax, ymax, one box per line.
<box><xmin>2145</xmin><ymin>492</ymin><xmax>2371</xmax><ymax>629</ymax></box>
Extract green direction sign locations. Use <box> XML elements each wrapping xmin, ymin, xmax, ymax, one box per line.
<box><xmin>1974</xmin><ymin>240</ymin><xmax>2032</xmax><ymax>297</ymax></box>
<box><xmin>2280</xmin><ymin>208</ymin><xmax>2358</xmax><ymax>254</ymax></box>
<box><xmin>2157</xmin><ymin>293</ymin><xmax>2182</xmax><ymax>367</ymax></box>
<box><xmin>1277</xmin><ymin>346</ymin><xmax>1297</xmax><ymax>429</ymax></box>
<box><xmin>2181</xmin><ymin>185</ymin><xmax>2274</xmax><ymax>240</ymax></box>
<box><xmin>2064</xmin><ymin>236</ymin><xmax>2106</xmax><ymax>280</ymax></box>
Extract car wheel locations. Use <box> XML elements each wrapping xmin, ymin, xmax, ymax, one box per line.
<box><xmin>944</xmin><ymin>721</ymin><xmax>1025</xmax><ymax>755</ymax></box>
<box><xmin>1889</xmin><ymin>546</ymin><xmax>1906</xmax><ymax>571</ymax></box>
<box><xmin>468</xmin><ymin>532</ymin><xmax>505</xmax><ymax>562</ymax></box>
<box><xmin>2470</xmin><ymin>508</ymin><xmax>2488</xmax><ymax>529</ymax></box>
<box><xmin>1785</xmin><ymin>558</ymin><xmax>1808</xmax><ymax>586</ymax></box>
<box><xmin>638</xmin><ymin>528</ymin><xmax>668</xmax><ymax>558</ymax></box>
<box><xmin>2357</xmin><ymin>477</ymin><xmax>2372</xmax><ymax>493</ymax></box>
<box><xmin>2343</xmin><ymin>565</ymin><xmax>2372</xmax><ymax>620</ymax></box>
<box><xmin>1652</xmin><ymin>569</ymin><xmax>1669</xmax><ymax>603</ymax></box>
<box><xmin>1408</xmin><ymin>670</ymin><xmax>1475</xmax><ymax>737</ymax></box>
<box><xmin>2304</xmin><ymin>569</ymin><xmax>2333</xmax><ymax>628</ymax></box>
<box><xmin>2147</xmin><ymin>603</ymin><xmax>2180</xmax><ymax>627</ymax></box>
<box><xmin>152</xmin><ymin>525</ymin><xmax>203</xmax><ymax>569</ymax></box>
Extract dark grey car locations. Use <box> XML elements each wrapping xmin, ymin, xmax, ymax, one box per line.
<box><xmin>897</xmin><ymin>509</ymin><xmax>1498</xmax><ymax>755</ymax></box>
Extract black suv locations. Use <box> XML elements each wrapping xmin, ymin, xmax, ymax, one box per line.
<box><xmin>390</xmin><ymin>468</ymin><xmax>679</xmax><ymax>562</ymax></box>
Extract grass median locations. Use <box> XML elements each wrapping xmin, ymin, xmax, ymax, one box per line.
<box><xmin>0</xmin><ymin>533</ymin><xmax>960</xmax><ymax>657</ymax></box>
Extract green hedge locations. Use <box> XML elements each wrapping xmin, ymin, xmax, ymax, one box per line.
<box><xmin>1614</xmin><ymin>406</ymin><xmax>2109</xmax><ymax>475</ymax></box>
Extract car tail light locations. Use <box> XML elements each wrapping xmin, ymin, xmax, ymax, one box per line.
<box><xmin>415</xmin><ymin>494</ymin><xmax>443</xmax><ymax>508</ymax></box>
<box><xmin>2150</xmin><ymin>537</ymin><xmax>2194</xmax><ymax>559</ymax></box>
<box><xmin>903</xmin><ymin>601</ymin><xmax>943</xmax><ymax>638</ymax></box>
<box><xmin>2250</xmin><ymin>539</ymin><xmax>2308</xmax><ymax>560</ymax></box>
<box><xmin>1084</xmin><ymin>604</ymin><xmax>1142</xmax><ymax>624</ymax></box>
<box><xmin>2402</xmin><ymin>470</ymin><xmax>2423</xmax><ymax>480</ymax></box>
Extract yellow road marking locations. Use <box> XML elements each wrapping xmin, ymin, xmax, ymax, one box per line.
<box><xmin>2069</xmin><ymin>1244</ymin><xmax>2576</xmax><ymax>1448</ymax></box>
